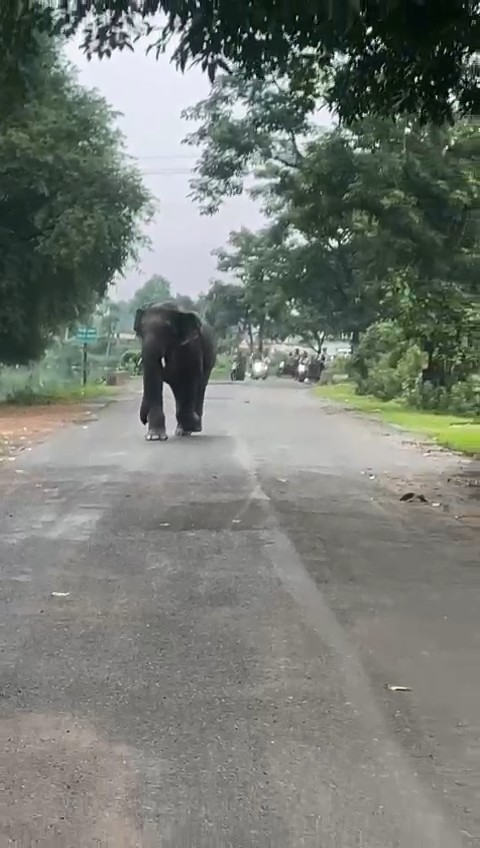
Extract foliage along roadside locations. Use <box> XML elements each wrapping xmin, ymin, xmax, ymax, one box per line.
<box><xmin>183</xmin><ymin>72</ymin><xmax>479</xmax><ymax>416</ymax></box>
<box><xmin>0</xmin><ymin>374</ymin><xmax>117</xmax><ymax>407</ymax></box>
<box><xmin>0</xmin><ymin>37</ymin><xmax>152</xmax><ymax>365</ymax></box>
<box><xmin>316</xmin><ymin>383</ymin><xmax>480</xmax><ymax>457</ymax></box>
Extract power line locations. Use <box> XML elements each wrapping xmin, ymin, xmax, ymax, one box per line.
<box><xmin>130</xmin><ymin>153</ymin><xmax>199</xmax><ymax>161</ymax></box>
<box><xmin>139</xmin><ymin>169</ymin><xmax>194</xmax><ymax>175</ymax></box>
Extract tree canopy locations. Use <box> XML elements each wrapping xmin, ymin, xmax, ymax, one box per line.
<box><xmin>0</xmin><ymin>40</ymin><xmax>151</xmax><ymax>364</ymax></box>
<box><xmin>195</xmin><ymin>73</ymin><xmax>479</xmax><ymax>408</ymax></box>
<box><xmin>18</xmin><ymin>0</ymin><xmax>472</xmax><ymax>125</ymax></box>
<box><xmin>129</xmin><ymin>275</ymin><xmax>172</xmax><ymax>312</ymax></box>
<box><xmin>99</xmin><ymin>276</ymin><xmax>197</xmax><ymax>336</ymax></box>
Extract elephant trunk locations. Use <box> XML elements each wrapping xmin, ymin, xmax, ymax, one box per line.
<box><xmin>142</xmin><ymin>334</ymin><xmax>165</xmax><ymax>401</ymax></box>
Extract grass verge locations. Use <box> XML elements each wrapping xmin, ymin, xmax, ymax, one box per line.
<box><xmin>0</xmin><ymin>382</ymin><xmax>117</xmax><ymax>406</ymax></box>
<box><xmin>210</xmin><ymin>365</ymin><xmax>230</xmax><ymax>381</ymax></box>
<box><xmin>316</xmin><ymin>383</ymin><xmax>480</xmax><ymax>456</ymax></box>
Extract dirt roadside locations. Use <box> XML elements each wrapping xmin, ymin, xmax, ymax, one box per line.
<box><xmin>0</xmin><ymin>401</ymin><xmax>108</xmax><ymax>461</ymax></box>
<box><xmin>319</xmin><ymin>401</ymin><xmax>480</xmax><ymax>531</ymax></box>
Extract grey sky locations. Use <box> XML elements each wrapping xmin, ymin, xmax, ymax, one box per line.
<box><xmin>66</xmin><ymin>41</ymin><xmax>264</xmax><ymax>301</ymax></box>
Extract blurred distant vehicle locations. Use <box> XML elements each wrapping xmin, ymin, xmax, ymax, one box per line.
<box><xmin>230</xmin><ymin>355</ymin><xmax>246</xmax><ymax>381</ymax></box>
<box><xmin>296</xmin><ymin>361</ymin><xmax>308</xmax><ymax>383</ymax></box>
<box><xmin>333</xmin><ymin>347</ymin><xmax>351</xmax><ymax>359</ymax></box>
<box><xmin>276</xmin><ymin>358</ymin><xmax>297</xmax><ymax>377</ymax></box>
<box><xmin>251</xmin><ymin>359</ymin><xmax>269</xmax><ymax>380</ymax></box>
<box><xmin>307</xmin><ymin>358</ymin><xmax>323</xmax><ymax>383</ymax></box>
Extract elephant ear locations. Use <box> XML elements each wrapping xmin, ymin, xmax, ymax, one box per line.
<box><xmin>133</xmin><ymin>308</ymin><xmax>144</xmax><ymax>336</ymax></box>
<box><xmin>176</xmin><ymin>311</ymin><xmax>202</xmax><ymax>345</ymax></box>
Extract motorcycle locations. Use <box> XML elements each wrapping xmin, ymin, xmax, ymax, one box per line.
<box><xmin>251</xmin><ymin>360</ymin><xmax>269</xmax><ymax>381</ymax></box>
<box><xmin>230</xmin><ymin>361</ymin><xmax>246</xmax><ymax>381</ymax></box>
<box><xmin>277</xmin><ymin>359</ymin><xmax>297</xmax><ymax>377</ymax></box>
<box><xmin>307</xmin><ymin>358</ymin><xmax>324</xmax><ymax>383</ymax></box>
<box><xmin>296</xmin><ymin>361</ymin><xmax>308</xmax><ymax>383</ymax></box>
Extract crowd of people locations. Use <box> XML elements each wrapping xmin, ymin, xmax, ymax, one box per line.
<box><xmin>282</xmin><ymin>347</ymin><xmax>327</xmax><ymax>379</ymax></box>
<box><xmin>231</xmin><ymin>346</ymin><xmax>328</xmax><ymax>382</ymax></box>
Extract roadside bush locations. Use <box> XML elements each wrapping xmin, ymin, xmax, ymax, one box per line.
<box><xmin>405</xmin><ymin>377</ymin><xmax>480</xmax><ymax>416</ymax></box>
<box><xmin>0</xmin><ymin>365</ymin><xmax>68</xmax><ymax>404</ymax></box>
<box><xmin>360</xmin><ymin>363</ymin><xmax>403</xmax><ymax>400</ymax></box>
<box><xmin>120</xmin><ymin>349</ymin><xmax>142</xmax><ymax>374</ymax></box>
<box><xmin>0</xmin><ymin>354</ymin><xmax>112</xmax><ymax>405</ymax></box>
<box><xmin>349</xmin><ymin>321</ymin><xmax>423</xmax><ymax>401</ymax></box>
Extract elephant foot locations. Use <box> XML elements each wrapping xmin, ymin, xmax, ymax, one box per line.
<box><xmin>192</xmin><ymin>419</ymin><xmax>202</xmax><ymax>433</ymax></box>
<box><xmin>145</xmin><ymin>429</ymin><xmax>168</xmax><ymax>442</ymax></box>
<box><xmin>175</xmin><ymin>426</ymin><xmax>192</xmax><ymax>437</ymax></box>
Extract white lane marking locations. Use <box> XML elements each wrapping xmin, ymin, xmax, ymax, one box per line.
<box><xmin>232</xmin><ymin>436</ymin><xmax>269</xmax><ymax>503</ymax></box>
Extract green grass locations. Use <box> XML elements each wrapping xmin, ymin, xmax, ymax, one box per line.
<box><xmin>0</xmin><ymin>381</ymin><xmax>117</xmax><ymax>406</ymax></box>
<box><xmin>211</xmin><ymin>366</ymin><xmax>230</xmax><ymax>380</ymax></box>
<box><xmin>210</xmin><ymin>354</ymin><xmax>231</xmax><ymax>381</ymax></box>
<box><xmin>316</xmin><ymin>383</ymin><xmax>480</xmax><ymax>456</ymax></box>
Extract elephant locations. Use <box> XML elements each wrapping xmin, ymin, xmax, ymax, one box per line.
<box><xmin>133</xmin><ymin>301</ymin><xmax>217</xmax><ymax>441</ymax></box>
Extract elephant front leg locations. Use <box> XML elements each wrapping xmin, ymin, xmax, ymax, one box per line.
<box><xmin>141</xmin><ymin>367</ymin><xmax>167</xmax><ymax>441</ymax></box>
<box><xmin>146</xmin><ymin>406</ymin><xmax>167</xmax><ymax>441</ymax></box>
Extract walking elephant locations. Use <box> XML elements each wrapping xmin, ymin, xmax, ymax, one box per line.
<box><xmin>133</xmin><ymin>302</ymin><xmax>217</xmax><ymax>440</ymax></box>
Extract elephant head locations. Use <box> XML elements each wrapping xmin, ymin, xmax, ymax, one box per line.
<box><xmin>133</xmin><ymin>302</ymin><xmax>202</xmax><ymax>358</ymax></box>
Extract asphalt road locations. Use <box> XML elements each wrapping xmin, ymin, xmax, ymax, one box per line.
<box><xmin>1</xmin><ymin>379</ymin><xmax>479</xmax><ymax>847</ymax></box>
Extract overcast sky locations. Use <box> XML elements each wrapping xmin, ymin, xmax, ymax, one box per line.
<box><xmin>66</xmin><ymin>41</ymin><xmax>264</xmax><ymax>301</ymax></box>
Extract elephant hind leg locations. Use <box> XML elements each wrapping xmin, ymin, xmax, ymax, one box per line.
<box><xmin>193</xmin><ymin>379</ymin><xmax>208</xmax><ymax>431</ymax></box>
<box><xmin>173</xmin><ymin>387</ymin><xmax>198</xmax><ymax>435</ymax></box>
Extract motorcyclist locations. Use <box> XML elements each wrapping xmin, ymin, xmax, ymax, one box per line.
<box><xmin>231</xmin><ymin>350</ymin><xmax>246</xmax><ymax>380</ymax></box>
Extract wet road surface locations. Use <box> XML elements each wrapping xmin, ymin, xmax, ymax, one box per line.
<box><xmin>0</xmin><ymin>380</ymin><xmax>479</xmax><ymax>847</ymax></box>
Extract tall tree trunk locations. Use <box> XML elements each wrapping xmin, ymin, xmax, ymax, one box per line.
<box><xmin>247</xmin><ymin>320</ymin><xmax>254</xmax><ymax>353</ymax></box>
<box><xmin>257</xmin><ymin>316</ymin><xmax>265</xmax><ymax>354</ymax></box>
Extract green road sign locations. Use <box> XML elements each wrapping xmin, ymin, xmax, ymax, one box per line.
<box><xmin>76</xmin><ymin>327</ymin><xmax>98</xmax><ymax>343</ymax></box>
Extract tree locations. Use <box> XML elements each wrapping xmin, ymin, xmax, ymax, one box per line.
<box><xmin>276</xmin><ymin>116</ymin><xmax>479</xmax><ymax>366</ymax></box>
<box><xmin>0</xmin><ymin>41</ymin><xmax>151</xmax><ymax>364</ymax></box>
<box><xmin>113</xmin><ymin>299</ymin><xmax>136</xmax><ymax>333</ymax></box>
<box><xmin>201</xmin><ymin>280</ymin><xmax>250</xmax><ymax>348</ymax></box>
<box><xmin>94</xmin><ymin>298</ymin><xmax>121</xmax><ymax>356</ymax></box>
<box><xmin>184</xmin><ymin>61</ymin><xmax>479</xmax><ymax>401</ymax></box>
<box><xmin>205</xmin><ymin>105</ymin><xmax>479</xmax><ymax>384</ymax></box>
<box><xmin>182</xmin><ymin>73</ymin><xmax>314</xmax><ymax>215</ymax></box>
<box><xmin>214</xmin><ymin>227</ymin><xmax>296</xmax><ymax>351</ymax></box>
<box><xmin>40</xmin><ymin>0</ymin><xmax>478</xmax><ymax>125</ymax></box>
<box><xmin>129</xmin><ymin>275</ymin><xmax>172</xmax><ymax>313</ymax></box>
<box><xmin>174</xmin><ymin>294</ymin><xmax>197</xmax><ymax>312</ymax></box>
